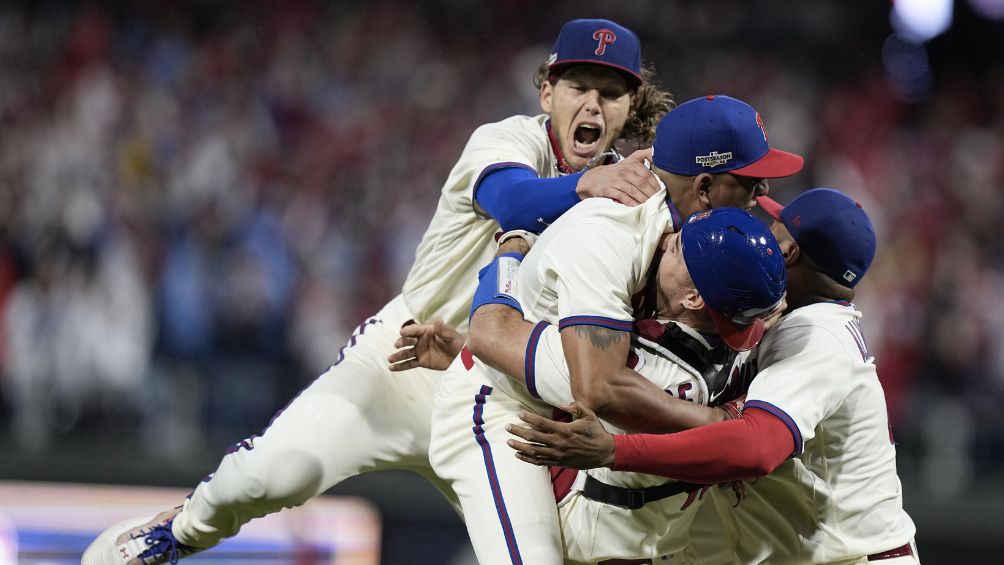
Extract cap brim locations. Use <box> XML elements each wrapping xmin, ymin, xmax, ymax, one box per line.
<box><xmin>549</xmin><ymin>60</ymin><xmax>643</xmax><ymax>87</ymax></box>
<box><xmin>730</xmin><ymin>148</ymin><xmax>804</xmax><ymax>179</ymax></box>
<box><xmin>707</xmin><ymin>307</ymin><xmax>765</xmax><ymax>352</ymax></box>
<box><xmin>756</xmin><ymin>195</ymin><xmax>785</xmax><ymax>221</ymax></box>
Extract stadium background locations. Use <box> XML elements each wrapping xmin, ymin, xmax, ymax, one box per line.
<box><xmin>0</xmin><ymin>0</ymin><xmax>1002</xmax><ymax>562</ymax></box>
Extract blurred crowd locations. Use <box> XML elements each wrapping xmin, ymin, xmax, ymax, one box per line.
<box><xmin>1</xmin><ymin>0</ymin><xmax>1003</xmax><ymax>492</ymax></box>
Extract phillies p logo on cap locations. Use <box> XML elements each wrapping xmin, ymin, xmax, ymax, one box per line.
<box><xmin>548</xmin><ymin>19</ymin><xmax>643</xmax><ymax>87</ymax></box>
<box><xmin>592</xmin><ymin>28</ymin><xmax>616</xmax><ymax>55</ymax></box>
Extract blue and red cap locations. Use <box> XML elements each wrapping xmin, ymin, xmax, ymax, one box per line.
<box><xmin>652</xmin><ymin>95</ymin><xmax>804</xmax><ymax>178</ymax></box>
<box><xmin>681</xmin><ymin>208</ymin><xmax>787</xmax><ymax>351</ymax></box>
<box><xmin>548</xmin><ymin>19</ymin><xmax>643</xmax><ymax>88</ymax></box>
<box><xmin>757</xmin><ymin>188</ymin><xmax>876</xmax><ymax>288</ymax></box>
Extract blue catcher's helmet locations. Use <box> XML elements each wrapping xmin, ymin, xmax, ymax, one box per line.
<box><xmin>681</xmin><ymin>208</ymin><xmax>787</xmax><ymax>351</ymax></box>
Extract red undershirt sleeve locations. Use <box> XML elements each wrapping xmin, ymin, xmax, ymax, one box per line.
<box><xmin>611</xmin><ymin>407</ymin><xmax>796</xmax><ymax>483</ymax></box>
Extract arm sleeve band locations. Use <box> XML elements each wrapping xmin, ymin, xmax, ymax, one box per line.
<box><xmin>474</xmin><ymin>166</ymin><xmax>583</xmax><ymax>233</ymax></box>
<box><xmin>611</xmin><ymin>407</ymin><xmax>795</xmax><ymax>483</ymax></box>
<box><xmin>469</xmin><ymin>252</ymin><xmax>525</xmax><ymax>322</ymax></box>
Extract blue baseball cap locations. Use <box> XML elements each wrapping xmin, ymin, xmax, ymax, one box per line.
<box><xmin>757</xmin><ymin>188</ymin><xmax>876</xmax><ymax>288</ymax></box>
<box><xmin>652</xmin><ymin>95</ymin><xmax>804</xmax><ymax>178</ymax></box>
<box><xmin>681</xmin><ymin>208</ymin><xmax>787</xmax><ymax>351</ymax></box>
<box><xmin>548</xmin><ymin>19</ymin><xmax>643</xmax><ymax>88</ymax></box>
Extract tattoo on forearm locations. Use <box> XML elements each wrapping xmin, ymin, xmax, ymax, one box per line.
<box><xmin>574</xmin><ymin>326</ymin><xmax>624</xmax><ymax>350</ymax></box>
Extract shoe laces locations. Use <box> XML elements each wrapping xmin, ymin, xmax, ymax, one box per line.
<box><xmin>136</xmin><ymin>520</ymin><xmax>190</xmax><ymax>565</ymax></box>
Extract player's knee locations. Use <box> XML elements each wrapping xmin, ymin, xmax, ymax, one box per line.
<box><xmin>243</xmin><ymin>451</ymin><xmax>324</xmax><ymax>508</ymax></box>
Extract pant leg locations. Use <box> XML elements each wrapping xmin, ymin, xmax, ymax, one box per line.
<box><xmin>671</xmin><ymin>487</ymin><xmax>735</xmax><ymax>565</ymax></box>
<box><xmin>430</xmin><ymin>355</ymin><xmax>562</xmax><ymax>565</ymax></box>
<box><xmin>173</xmin><ymin>295</ymin><xmax>452</xmax><ymax>547</ymax></box>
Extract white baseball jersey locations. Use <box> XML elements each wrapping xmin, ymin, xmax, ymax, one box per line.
<box><xmin>403</xmin><ymin>114</ymin><xmax>560</xmax><ymax>333</ymax></box>
<box><xmin>697</xmin><ymin>302</ymin><xmax>918</xmax><ymax>564</ymax></box>
<box><xmin>431</xmin><ymin>192</ymin><xmax>744</xmax><ymax>564</ymax></box>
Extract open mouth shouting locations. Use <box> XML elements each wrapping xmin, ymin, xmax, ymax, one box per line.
<box><xmin>571</xmin><ymin>122</ymin><xmax>604</xmax><ymax>159</ymax></box>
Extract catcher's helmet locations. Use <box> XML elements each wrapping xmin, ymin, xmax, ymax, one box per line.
<box><xmin>681</xmin><ymin>208</ymin><xmax>786</xmax><ymax>351</ymax></box>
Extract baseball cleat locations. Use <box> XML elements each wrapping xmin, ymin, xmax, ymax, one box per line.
<box><xmin>81</xmin><ymin>507</ymin><xmax>201</xmax><ymax>565</ymax></box>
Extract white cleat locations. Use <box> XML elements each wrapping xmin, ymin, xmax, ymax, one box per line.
<box><xmin>81</xmin><ymin>507</ymin><xmax>201</xmax><ymax>565</ymax></box>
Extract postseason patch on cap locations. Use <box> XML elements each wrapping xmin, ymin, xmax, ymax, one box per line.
<box><xmin>695</xmin><ymin>151</ymin><xmax>734</xmax><ymax>168</ymax></box>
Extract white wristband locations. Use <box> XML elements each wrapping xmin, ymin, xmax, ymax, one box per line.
<box><xmin>497</xmin><ymin>229</ymin><xmax>539</xmax><ymax>249</ymax></box>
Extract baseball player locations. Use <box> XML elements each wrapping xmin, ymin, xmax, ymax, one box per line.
<box><xmin>430</xmin><ymin>207</ymin><xmax>786</xmax><ymax>565</ymax></box>
<box><xmin>509</xmin><ymin>189</ymin><xmax>919</xmax><ymax>564</ymax></box>
<box><xmin>82</xmin><ymin>18</ymin><xmax>674</xmax><ymax>565</ymax></box>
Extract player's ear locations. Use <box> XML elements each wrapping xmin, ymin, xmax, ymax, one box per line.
<box><xmin>682</xmin><ymin>288</ymin><xmax>704</xmax><ymax>312</ymax></box>
<box><xmin>540</xmin><ymin>80</ymin><xmax>554</xmax><ymax>113</ymax></box>
<box><xmin>692</xmin><ymin>174</ymin><xmax>713</xmax><ymax>208</ymax></box>
<box><xmin>778</xmin><ymin>239</ymin><xmax>800</xmax><ymax>267</ymax></box>
<box><xmin>629</xmin><ymin>87</ymin><xmax>640</xmax><ymax>111</ymax></box>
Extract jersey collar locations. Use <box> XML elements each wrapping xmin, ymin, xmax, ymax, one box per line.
<box><xmin>545</xmin><ymin>119</ymin><xmax>576</xmax><ymax>175</ymax></box>
<box><xmin>664</xmin><ymin>197</ymin><xmax>684</xmax><ymax>232</ymax></box>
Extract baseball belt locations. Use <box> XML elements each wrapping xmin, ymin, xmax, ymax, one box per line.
<box><xmin>581</xmin><ymin>475</ymin><xmax>703</xmax><ymax>510</ymax></box>
<box><xmin>867</xmin><ymin>542</ymin><xmax>914</xmax><ymax>561</ymax></box>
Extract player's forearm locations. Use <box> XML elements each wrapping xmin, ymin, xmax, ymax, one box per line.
<box><xmin>612</xmin><ymin>408</ymin><xmax>794</xmax><ymax>482</ymax></box>
<box><xmin>563</xmin><ymin>324</ymin><xmax>714</xmax><ymax>433</ymax></box>
<box><xmin>468</xmin><ymin>305</ymin><xmax>534</xmax><ymax>384</ymax></box>
<box><xmin>581</xmin><ymin>366</ymin><xmax>730</xmax><ymax>433</ymax></box>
